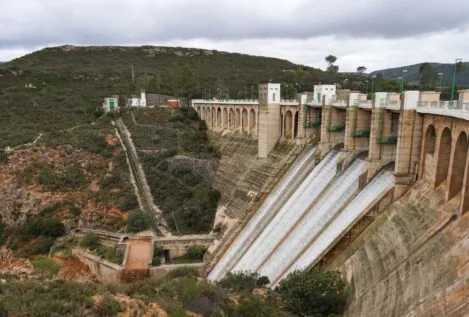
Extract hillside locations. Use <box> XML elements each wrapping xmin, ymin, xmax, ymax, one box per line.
<box><xmin>370</xmin><ymin>62</ymin><xmax>469</xmax><ymax>85</ymax></box>
<box><xmin>0</xmin><ymin>45</ymin><xmax>351</xmax><ymax>150</ymax></box>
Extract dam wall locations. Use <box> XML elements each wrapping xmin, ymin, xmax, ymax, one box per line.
<box><xmin>200</xmin><ymin>85</ymin><xmax>469</xmax><ymax>315</ymax></box>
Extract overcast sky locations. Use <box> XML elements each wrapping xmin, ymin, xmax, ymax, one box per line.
<box><xmin>1</xmin><ymin>0</ymin><xmax>469</xmax><ymax>71</ymax></box>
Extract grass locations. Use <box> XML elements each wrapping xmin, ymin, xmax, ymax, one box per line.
<box><xmin>31</xmin><ymin>255</ymin><xmax>62</xmax><ymax>275</ymax></box>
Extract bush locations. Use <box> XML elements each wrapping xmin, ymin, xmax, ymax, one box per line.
<box><xmin>69</xmin><ymin>206</ymin><xmax>82</xmax><ymax>216</ymax></box>
<box><xmin>79</xmin><ymin>233</ymin><xmax>100</xmax><ymax>250</ymax></box>
<box><xmin>31</xmin><ymin>255</ymin><xmax>62</xmax><ymax>275</ymax></box>
<box><xmin>92</xmin><ymin>295</ymin><xmax>121</xmax><ymax>317</ymax></box>
<box><xmin>27</xmin><ymin>217</ymin><xmax>65</xmax><ymax>238</ymax></box>
<box><xmin>232</xmin><ymin>295</ymin><xmax>276</xmax><ymax>317</ymax></box>
<box><xmin>126</xmin><ymin>209</ymin><xmax>151</xmax><ymax>232</ymax></box>
<box><xmin>0</xmin><ymin>151</ymin><xmax>8</xmax><ymax>164</ymax></box>
<box><xmin>276</xmin><ymin>269</ymin><xmax>347</xmax><ymax>317</ymax></box>
<box><xmin>186</xmin><ymin>245</ymin><xmax>206</xmax><ymax>262</ymax></box>
<box><xmin>21</xmin><ymin>236</ymin><xmax>55</xmax><ymax>256</ymax></box>
<box><xmin>219</xmin><ymin>271</ymin><xmax>270</xmax><ymax>292</ymax></box>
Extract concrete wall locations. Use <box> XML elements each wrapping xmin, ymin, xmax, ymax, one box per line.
<box><xmin>73</xmin><ymin>249</ymin><xmax>122</xmax><ymax>283</ymax></box>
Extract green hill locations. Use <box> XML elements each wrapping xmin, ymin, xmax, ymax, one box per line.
<box><xmin>0</xmin><ymin>45</ymin><xmax>350</xmax><ymax>149</ymax></box>
<box><xmin>370</xmin><ymin>62</ymin><xmax>469</xmax><ymax>85</ymax></box>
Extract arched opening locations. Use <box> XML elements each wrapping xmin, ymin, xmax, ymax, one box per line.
<box><xmin>435</xmin><ymin>128</ymin><xmax>452</xmax><ymax>188</ymax></box>
<box><xmin>242</xmin><ymin>109</ymin><xmax>248</xmax><ymax>133</ymax></box>
<box><xmin>206</xmin><ymin>108</ymin><xmax>210</xmax><ymax>124</ymax></box>
<box><xmin>249</xmin><ymin>109</ymin><xmax>256</xmax><ymax>134</ymax></box>
<box><xmin>217</xmin><ymin>108</ymin><xmax>222</xmax><ymax>128</ymax></box>
<box><xmin>284</xmin><ymin>111</ymin><xmax>293</xmax><ymax>139</ymax></box>
<box><xmin>229</xmin><ymin>109</ymin><xmax>235</xmax><ymax>130</ymax></box>
<box><xmin>294</xmin><ymin>111</ymin><xmax>299</xmax><ymax>138</ymax></box>
<box><xmin>280</xmin><ymin>113</ymin><xmax>284</xmax><ymax>136</ymax></box>
<box><xmin>200</xmin><ymin>107</ymin><xmax>204</xmax><ymax>121</ymax></box>
<box><xmin>223</xmin><ymin>108</ymin><xmax>228</xmax><ymax>129</ymax></box>
<box><xmin>235</xmin><ymin>109</ymin><xmax>241</xmax><ymax>130</ymax></box>
<box><xmin>211</xmin><ymin>108</ymin><xmax>216</xmax><ymax>127</ymax></box>
<box><xmin>448</xmin><ymin>132</ymin><xmax>468</xmax><ymax>200</ymax></box>
<box><xmin>422</xmin><ymin>125</ymin><xmax>436</xmax><ymax>182</ymax></box>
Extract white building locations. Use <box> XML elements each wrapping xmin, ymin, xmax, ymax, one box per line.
<box><xmin>103</xmin><ymin>96</ymin><xmax>119</xmax><ymax>112</ymax></box>
<box><xmin>313</xmin><ymin>85</ymin><xmax>336</xmax><ymax>104</ymax></box>
<box><xmin>127</xmin><ymin>90</ymin><xmax>147</xmax><ymax>107</ymax></box>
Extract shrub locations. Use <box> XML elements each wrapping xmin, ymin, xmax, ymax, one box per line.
<box><xmin>21</xmin><ymin>236</ymin><xmax>55</xmax><ymax>256</ymax></box>
<box><xmin>233</xmin><ymin>295</ymin><xmax>276</xmax><ymax>317</ymax></box>
<box><xmin>126</xmin><ymin>209</ymin><xmax>151</xmax><ymax>232</ymax></box>
<box><xmin>92</xmin><ymin>295</ymin><xmax>121</xmax><ymax>317</ymax></box>
<box><xmin>27</xmin><ymin>217</ymin><xmax>65</xmax><ymax>238</ymax></box>
<box><xmin>31</xmin><ymin>255</ymin><xmax>62</xmax><ymax>275</ymax></box>
<box><xmin>186</xmin><ymin>245</ymin><xmax>206</xmax><ymax>262</ymax></box>
<box><xmin>276</xmin><ymin>269</ymin><xmax>347</xmax><ymax>317</ymax></box>
<box><xmin>0</xmin><ymin>151</ymin><xmax>8</xmax><ymax>164</ymax></box>
<box><xmin>69</xmin><ymin>206</ymin><xmax>82</xmax><ymax>216</ymax></box>
<box><xmin>166</xmin><ymin>267</ymin><xmax>200</xmax><ymax>279</ymax></box>
<box><xmin>219</xmin><ymin>271</ymin><xmax>270</xmax><ymax>292</ymax></box>
<box><xmin>79</xmin><ymin>233</ymin><xmax>100</xmax><ymax>250</ymax></box>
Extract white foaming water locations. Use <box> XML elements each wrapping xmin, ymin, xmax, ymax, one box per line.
<box><xmin>258</xmin><ymin>159</ymin><xmax>368</xmax><ymax>282</ymax></box>
<box><xmin>208</xmin><ymin>146</ymin><xmax>317</xmax><ymax>281</ymax></box>
<box><xmin>231</xmin><ymin>150</ymin><xmax>339</xmax><ymax>273</ymax></box>
<box><xmin>273</xmin><ymin>168</ymin><xmax>394</xmax><ymax>286</ymax></box>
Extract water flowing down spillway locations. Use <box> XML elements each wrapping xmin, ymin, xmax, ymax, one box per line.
<box><xmin>229</xmin><ymin>150</ymin><xmax>340</xmax><ymax>274</ymax></box>
<box><xmin>208</xmin><ymin>146</ymin><xmax>317</xmax><ymax>281</ymax></box>
<box><xmin>272</xmin><ymin>168</ymin><xmax>394</xmax><ymax>286</ymax></box>
<box><xmin>257</xmin><ymin>158</ymin><xmax>368</xmax><ymax>283</ymax></box>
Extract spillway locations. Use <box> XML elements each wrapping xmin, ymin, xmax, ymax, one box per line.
<box><xmin>230</xmin><ymin>150</ymin><xmax>340</xmax><ymax>274</ymax></box>
<box><xmin>272</xmin><ymin>168</ymin><xmax>394</xmax><ymax>286</ymax></box>
<box><xmin>208</xmin><ymin>146</ymin><xmax>317</xmax><ymax>281</ymax></box>
<box><xmin>257</xmin><ymin>158</ymin><xmax>368</xmax><ymax>283</ymax></box>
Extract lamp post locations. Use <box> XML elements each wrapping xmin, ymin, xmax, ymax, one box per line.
<box><xmin>365</xmin><ymin>80</ymin><xmax>368</xmax><ymax>95</ymax></box>
<box><xmin>250</xmin><ymin>86</ymin><xmax>254</xmax><ymax>100</ymax></box>
<box><xmin>438</xmin><ymin>73</ymin><xmax>443</xmax><ymax>92</ymax></box>
<box><xmin>244</xmin><ymin>87</ymin><xmax>247</xmax><ymax>99</ymax></box>
<box><xmin>451</xmin><ymin>58</ymin><xmax>463</xmax><ymax>101</ymax></box>
<box><xmin>208</xmin><ymin>88</ymin><xmax>211</xmax><ymax>100</ymax></box>
<box><xmin>371</xmin><ymin>75</ymin><xmax>376</xmax><ymax>93</ymax></box>
<box><xmin>344</xmin><ymin>78</ymin><xmax>348</xmax><ymax>90</ymax></box>
<box><xmin>400</xmin><ymin>69</ymin><xmax>408</xmax><ymax>92</ymax></box>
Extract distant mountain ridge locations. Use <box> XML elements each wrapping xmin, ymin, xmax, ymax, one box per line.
<box><xmin>370</xmin><ymin>62</ymin><xmax>469</xmax><ymax>86</ymax></box>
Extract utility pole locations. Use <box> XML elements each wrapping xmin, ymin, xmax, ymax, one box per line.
<box><xmin>451</xmin><ymin>58</ymin><xmax>463</xmax><ymax>101</ymax></box>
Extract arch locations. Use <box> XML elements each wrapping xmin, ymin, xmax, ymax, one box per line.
<box><xmin>223</xmin><ymin>108</ymin><xmax>228</xmax><ymax>129</ymax></box>
<box><xmin>294</xmin><ymin>111</ymin><xmax>299</xmax><ymax>138</ymax></box>
<box><xmin>200</xmin><ymin>107</ymin><xmax>204</xmax><ymax>120</ymax></box>
<box><xmin>229</xmin><ymin>108</ymin><xmax>235</xmax><ymax>130</ymax></box>
<box><xmin>249</xmin><ymin>109</ymin><xmax>256</xmax><ymax>134</ymax></box>
<box><xmin>235</xmin><ymin>108</ymin><xmax>241</xmax><ymax>130</ymax></box>
<box><xmin>217</xmin><ymin>107</ymin><xmax>222</xmax><ymax>128</ymax></box>
<box><xmin>422</xmin><ymin>124</ymin><xmax>436</xmax><ymax>181</ymax></box>
<box><xmin>211</xmin><ymin>108</ymin><xmax>216</xmax><ymax>128</ymax></box>
<box><xmin>242</xmin><ymin>109</ymin><xmax>248</xmax><ymax>133</ymax></box>
<box><xmin>205</xmin><ymin>108</ymin><xmax>210</xmax><ymax>124</ymax></box>
<box><xmin>435</xmin><ymin>127</ymin><xmax>452</xmax><ymax>188</ymax></box>
<box><xmin>448</xmin><ymin>132</ymin><xmax>468</xmax><ymax>200</ymax></box>
<box><xmin>284</xmin><ymin>110</ymin><xmax>293</xmax><ymax>139</ymax></box>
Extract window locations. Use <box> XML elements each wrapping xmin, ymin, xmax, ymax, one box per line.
<box><xmin>273</xmin><ymin>93</ymin><xmax>276</xmax><ymax>101</ymax></box>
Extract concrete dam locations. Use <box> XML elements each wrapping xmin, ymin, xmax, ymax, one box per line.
<box><xmin>193</xmin><ymin>86</ymin><xmax>469</xmax><ymax>316</ymax></box>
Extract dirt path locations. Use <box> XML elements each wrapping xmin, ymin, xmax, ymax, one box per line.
<box><xmin>125</xmin><ymin>239</ymin><xmax>152</xmax><ymax>270</ymax></box>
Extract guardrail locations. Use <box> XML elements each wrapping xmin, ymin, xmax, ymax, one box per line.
<box><xmin>192</xmin><ymin>99</ymin><xmax>259</xmax><ymax>105</ymax></box>
<box><xmin>417</xmin><ymin>101</ymin><xmax>469</xmax><ymax>120</ymax></box>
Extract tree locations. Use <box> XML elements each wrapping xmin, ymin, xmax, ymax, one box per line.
<box><xmin>325</xmin><ymin>55</ymin><xmax>339</xmax><ymax>73</ymax></box>
<box><xmin>325</xmin><ymin>55</ymin><xmax>337</xmax><ymax>65</ymax></box>
<box><xmin>357</xmin><ymin>66</ymin><xmax>367</xmax><ymax>74</ymax></box>
<box><xmin>277</xmin><ymin>269</ymin><xmax>347</xmax><ymax>317</ymax></box>
<box><xmin>419</xmin><ymin>63</ymin><xmax>436</xmax><ymax>90</ymax></box>
<box><xmin>168</xmin><ymin>63</ymin><xmax>199</xmax><ymax>99</ymax></box>
<box><xmin>126</xmin><ymin>209</ymin><xmax>151</xmax><ymax>232</ymax></box>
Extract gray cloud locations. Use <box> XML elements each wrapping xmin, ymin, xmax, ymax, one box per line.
<box><xmin>1</xmin><ymin>0</ymin><xmax>469</xmax><ymax>71</ymax></box>
<box><xmin>1</xmin><ymin>0</ymin><xmax>469</xmax><ymax>49</ymax></box>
